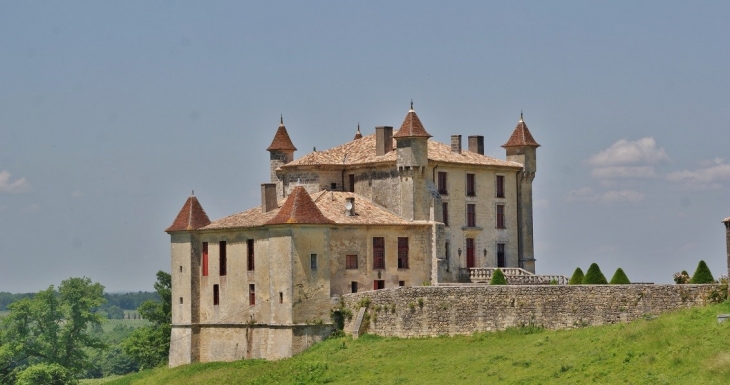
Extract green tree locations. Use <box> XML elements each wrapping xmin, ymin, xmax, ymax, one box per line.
<box><xmin>0</xmin><ymin>277</ymin><xmax>106</xmax><ymax>377</ymax></box>
<box><xmin>609</xmin><ymin>268</ymin><xmax>631</xmax><ymax>284</ymax></box>
<box><xmin>490</xmin><ymin>269</ymin><xmax>507</xmax><ymax>285</ymax></box>
<box><xmin>569</xmin><ymin>268</ymin><xmax>584</xmax><ymax>285</ymax></box>
<box><xmin>689</xmin><ymin>260</ymin><xmax>714</xmax><ymax>284</ymax></box>
<box><xmin>15</xmin><ymin>362</ymin><xmax>77</xmax><ymax>385</ymax></box>
<box><xmin>582</xmin><ymin>263</ymin><xmax>608</xmax><ymax>284</ymax></box>
<box><xmin>122</xmin><ymin>271</ymin><xmax>171</xmax><ymax>369</ymax></box>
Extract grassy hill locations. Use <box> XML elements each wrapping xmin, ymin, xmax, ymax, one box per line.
<box><xmin>97</xmin><ymin>302</ymin><xmax>730</xmax><ymax>384</ymax></box>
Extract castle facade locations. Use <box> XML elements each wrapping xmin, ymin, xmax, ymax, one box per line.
<box><xmin>166</xmin><ymin>104</ymin><xmax>539</xmax><ymax>365</ymax></box>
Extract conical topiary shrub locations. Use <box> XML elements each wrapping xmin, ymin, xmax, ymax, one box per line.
<box><xmin>582</xmin><ymin>263</ymin><xmax>608</xmax><ymax>284</ymax></box>
<box><xmin>569</xmin><ymin>267</ymin><xmax>584</xmax><ymax>284</ymax></box>
<box><xmin>490</xmin><ymin>268</ymin><xmax>507</xmax><ymax>285</ymax></box>
<box><xmin>689</xmin><ymin>260</ymin><xmax>714</xmax><ymax>284</ymax></box>
<box><xmin>609</xmin><ymin>268</ymin><xmax>630</xmax><ymax>284</ymax></box>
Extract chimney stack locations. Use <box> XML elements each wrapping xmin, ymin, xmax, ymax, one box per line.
<box><xmin>345</xmin><ymin>197</ymin><xmax>355</xmax><ymax>216</ymax></box>
<box><xmin>375</xmin><ymin>126</ymin><xmax>393</xmax><ymax>156</ymax></box>
<box><xmin>468</xmin><ymin>135</ymin><xmax>484</xmax><ymax>155</ymax></box>
<box><xmin>451</xmin><ymin>135</ymin><xmax>462</xmax><ymax>154</ymax></box>
<box><xmin>261</xmin><ymin>183</ymin><xmax>277</xmax><ymax>213</ymax></box>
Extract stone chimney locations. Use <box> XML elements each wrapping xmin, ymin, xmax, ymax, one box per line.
<box><xmin>451</xmin><ymin>135</ymin><xmax>462</xmax><ymax>154</ymax></box>
<box><xmin>468</xmin><ymin>135</ymin><xmax>484</xmax><ymax>155</ymax></box>
<box><xmin>261</xmin><ymin>183</ymin><xmax>277</xmax><ymax>213</ymax></box>
<box><xmin>346</xmin><ymin>197</ymin><xmax>355</xmax><ymax>216</ymax></box>
<box><xmin>375</xmin><ymin>126</ymin><xmax>393</xmax><ymax>156</ymax></box>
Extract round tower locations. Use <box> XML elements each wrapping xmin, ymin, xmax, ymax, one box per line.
<box><xmin>502</xmin><ymin>113</ymin><xmax>540</xmax><ymax>273</ymax></box>
<box><xmin>266</xmin><ymin>116</ymin><xmax>297</xmax><ymax>198</ymax></box>
<box><xmin>393</xmin><ymin>101</ymin><xmax>432</xmax><ymax>221</ymax></box>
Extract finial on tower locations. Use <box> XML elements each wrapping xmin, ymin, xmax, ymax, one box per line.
<box><xmin>192</xmin><ymin>190</ymin><xmax>194</xmax><ymax>196</ymax></box>
<box><xmin>410</xmin><ymin>99</ymin><xmax>414</xmax><ymax>111</ymax></box>
<box><xmin>280</xmin><ymin>114</ymin><xmax>284</xmax><ymax>125</ymax></box>
<box><xmin>520</xmin><ymin>110</ymin><xmax>523</xmax><ymax>122</ymax></box>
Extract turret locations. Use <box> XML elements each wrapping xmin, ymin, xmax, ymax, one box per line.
<box><xmin>266</xmin><ymin>116</ymin><xmax>297</xmax><ymax>198</ymax></box>
<box><xmin>502</xmin><ymin>113</ymin><xmax>540</xmax><ymax>273</ymax></box>
<box><xmin>393</xmin><ymin>101</ymin><xmax>432</xmax><ymax>221</ymax></box>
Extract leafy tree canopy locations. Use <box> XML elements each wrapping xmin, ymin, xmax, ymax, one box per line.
<box><xmin>569</xmin><ymin>268</ymin><xmax>585</xmax><ymax>285</ymax></box>
<box><xmin>490</xmin><ymin>269</ymin><xmax>507</xmax><ymax>285</ymax></box>
<box><xmin>0</xmin><ymin>277</ymin><xmax>106</xmax><ymax>379</ymax></box>
<box><xmin>690</xmin><ymin>260</ymin><xmax>714</xmax><ymax>284</ymax></box>
<box><xmin>609</xmin><ymin>268</ymin><xmax>631</xmax><ymax>284</ymax></box>
<box><xmin>122</xmin><ymin>271</ymin><xmax>171</xmax><ymax>370</ymax></box>
<box><xmin>582</xmin><ymin>263</ymin><xmax>608</xmax><ymax>284</ymax></box>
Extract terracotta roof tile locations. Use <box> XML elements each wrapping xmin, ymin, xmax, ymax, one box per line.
<box><xmin>265</xmin><ymin>186</ymin><xmax>335</xmax><ymax>225</ymax></box>
<box><xmin>165</xmin><ymin>195</ymin><xmax>211</xmax><ymax>232</ymax></box>
<box><xmin>502</xmin><ymin>117</ymin><xmax>540</xmax><ymax>148</ymax></box>
<box><xmin>393</xmin><ymin>109</ymin><xmax>432</xmax><ymax>138</ymax></box>
<box><xmin>283</xmin><ymin>132</ymin><xmax>522</xmax><ymax>169</ymax></box>
<box><xmin>266</xmin><ymin>121</ymin><xmax>297</xmax><ymax>151</ymax></box>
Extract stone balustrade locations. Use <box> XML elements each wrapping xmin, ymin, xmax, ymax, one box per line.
<box><xmin>469</xmin><ymin>267</ymin><xmax>569</xmax><ymax>285</ymax></box>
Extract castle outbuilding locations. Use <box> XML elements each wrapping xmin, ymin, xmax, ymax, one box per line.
<box><xmin>166</xmin><ymin>104</ymin><xmax>540</xmax><ymax>365</ymax></box>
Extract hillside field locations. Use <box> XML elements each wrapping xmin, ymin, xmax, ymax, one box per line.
<box><xmin>94</xmin><ymin>302</ymin><xmax>730</xmax><ymax>384</ymax></box>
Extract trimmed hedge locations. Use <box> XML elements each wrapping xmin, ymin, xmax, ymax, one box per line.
<box><xmin>490</xmin><ymin>269</ymin><xmax>507</xmax><ymax>285</ymax></box>
<box><xmin>689</xmin><ymin>260</ymin><xmax>714</xmax><ymax>284</ymax></box>
<box><xmin>582</xmin><ymin>263</ymin><xmax>608</xmax><ymax>284</ymax></box>
<box><xmin>609</xmin><ymin>268</ymin><xmax>631</xmax><ymax>284</ymax></box>
<box><xmin>569</xmin><ymin>268</ymin><xmax>585</xmax><ymax>285</ymax></box>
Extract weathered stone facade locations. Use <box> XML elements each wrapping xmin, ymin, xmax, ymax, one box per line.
<box><xmin>341</xmin><ymin>285</ymin><xmax>719</xmax><ymax>337</ymax></box>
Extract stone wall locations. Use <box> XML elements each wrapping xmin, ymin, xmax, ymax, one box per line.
<box><xmin>340</xmin><ymin>284</ymin><xmax>719</xmax><ymax>338</ymax></box>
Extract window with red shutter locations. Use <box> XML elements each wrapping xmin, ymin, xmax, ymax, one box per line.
<box><xmin>373</xmin><ymin>237</ymin><xmax>385</xmax><ymax>269</ymax></box>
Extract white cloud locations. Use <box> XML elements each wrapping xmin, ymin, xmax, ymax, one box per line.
<box><xmin>666</xmin><ymin>158</ymin><xmax>730</xmax><ymax>190</ymax></box>
<box><xmin>589</xmin><ymin>137</ymin><xmax>669</xmax><ymax>167</ymax></box>
<box><xmin>566</xmin><ymin>187</ymin><xmax>645</xmax><ymax>204</ymax></box>
<box><xmin>0</xmin><ymin>170</ymin><xmax>30</xmax><ymax>193</ymax></box>
<box><xmin>590</xmin><ymin>166</ymin><xmax>657</xmax><ymax>179</ymax></box>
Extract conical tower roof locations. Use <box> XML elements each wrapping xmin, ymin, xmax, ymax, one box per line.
<box><xmin>165</xmin><ymin>193</ymin><xmax>211</xmax><ymax>232</ymax></box>
<box><xmin>502</xmin><ymin>113</ymin><xmax>540</xmax><ymax>148</ymax></box>
<box><xmin>353</xmin><ymin>123</ymin><xmax>362</xmax><ymax>140</ymax></box>
<box><xmin>267</xmin><ymin>116</ymin><xmax>297</xmax><ymax>151</ymax></box>
<box><xmin>266</xmin><ymin>186</ymin><xmax>335</xmax><ymax>225</ymax></box>
<box><xmin>393</xmin><ymin>102</ymin><xmax>432</xmax><ymax>138</ymax></box>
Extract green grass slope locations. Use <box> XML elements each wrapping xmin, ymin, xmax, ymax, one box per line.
<box><xmin>101</xmin><ymin>302</ymin><xmax>730</xmax><ymax>385</ymax></box>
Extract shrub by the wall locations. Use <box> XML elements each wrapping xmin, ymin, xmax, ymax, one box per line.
<box><xmin>690</xmin><ymin>260</ymin><xmax>714</xmax><ymax>284</ymax></box>
<box><xmin>582</xmin><ymin>263</ymin><xmax>607</xmax><ymax>284</ymax></box>
<box><xmin>490</xmin><ymin>269</ymin><xmax>507</xmax><ymax>285</ymax></box>
<box><xmin>569</xmin><ymin>268</ymin><xmax>584</xmax><ymax>285</ymax></box>
<box><xmin>609</xmin><ymin>268</ymin><xmax>630</xmax><ymax>284</ymax></box>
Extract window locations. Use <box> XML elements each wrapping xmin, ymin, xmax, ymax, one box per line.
<box><xmin>310</xmin><ymin>254</ymin><xmax>317</xmax><ymax>270</ymax></box>
<box><xmin>445</xmin><ymin>241</ymin><xmax>450</xmax><ymax>272</ymax></box>
<box><xmin>374</xmin><ymin>280</ymin><xmax>385</xmax><ymax>290</ymax></box>
<box><xmin>351</xmin><ymin>281</ymin><xmax>358</xmax><ymax>293</ymax></box>
<box><xmin>202</xmin><ymin>242</ymin><xmax>209</xmax><ymax>276</ymax></box>
<box><xmin>438</xmin><ymin>171</ymin><xmax>448</xmax><ymax>194</ymax></box>
<box><xmin>467</xmin><ymin>204</ymin><xmax>476</xmax><ymax>227</ymax></box>
<box><xmin>442</xmin><ymin>202</ymin><xmax>449</xmax><ymax>226</ymax></box>
<box><xmin>397</xmin><ymin>237</ymin><xmax>409</xmax><ymax>269</ymax></box>
<box><xmin>279</xmin><ymin>292</ymin><xmax>283</xmax><ymax>304</ymax></box>
<box><xmin>466</xmin><ymin>173</ymin><xmax>476</xmax><ymax>196</ymax></box>
<box><xmin>249</xmin><ymin>284</ymin><xmax>255</xmax><ymax>305</ymax></box>
<box><xmin>330</xmin><ymin>182</ymin><xmax>337</xmax><ymax>190</ymax></box>
<box><xmin>399</xmin><ymin>281</ymin><xmax>405</xmax><ymax>287</ymax></box>
<box><xmin>213</xmin><ymin>284</ymin><xmax>219</xmax><ymax>306</ymax></box>
<box><xmin>497</xmin><ymin>243</ymin><xmax>506</xmax><ymax>267</ymax></box>
<box><xmin>246</xmin><ymin>239</ymin><xmax>255</xmax><ymax>271</ymax></box>
<box><xmin>179</xmin><ymin>297</ymin><xmax>183</xmax><ymax>304</ymax></box>
<box><xmin>219</xmin><ymin>241</ymin><xmax>227</xmax><ymax>276</ymax></box>
<box><xmin>373</xmin><ymin>237</ymin><xmax>385</xmax><ymax>269</ymax></box>
<box><xmin>496</xmin><ymin>175</ymin><xmax>505</xmax><ymax>198</ymax></box>
<box><xmin>496</xmin><ymin>205</ymin><xmax>506</xmax><ymax>229</ymax></box>
<box><xmin>346</xmin><ymin>254</ymin><xmax>358</xmax><ymax>269</ymax></box>
<box><xmin>466</xmin><ymin>238</ymin><xmax>475</xmax><ymax>268</ymax></box>
<box><xmin>349</xmin><ymin>174</ymin><xmax>355</xmax><ymax>192</ymax></box>
<box><xmin>179</xmin><ymin>265</ymin><xmax>183</xmax><ymax>272</ymax></box>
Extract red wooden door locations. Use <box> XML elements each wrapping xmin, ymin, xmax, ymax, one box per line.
<box><xmin>466</xmin><ymin>238</ymin><xmax>475</xmax><ymax>268</ymax></box>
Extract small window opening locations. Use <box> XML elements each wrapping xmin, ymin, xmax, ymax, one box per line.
<box><xmin>399</xmin><ymin>281</ymin><xmax>405</xmax><ymax>287</ymax></box>
<box><xmin>351</xmin><ymin>281</ymin><xmax>358</xmax><ymax>293</ymax></box>
<box><xmin>213</xmin><ymin>284</ymin><xmax>219</xmax><ymax>306</ymax></box>
<box><xmin>247</xmin><ymin>239</ymin><xmax>255</xmax><ymax>271</ymax></box>
<box><xmin>346</xmin><ymin>254</ymin><xmax>358</xmax><ymax>269</ymax></box>
<box><xmin>179</xmin><ymin>265</ymin><xmax>183</xmax><ymax>273</ymax></box>
<box><xmin>374</xmin><ymin>280</ymin><xmax>385</xmax><ymax>290</ymax></box>
<box><xmin>310</xmin><ymin>254</ymin><xmax>317</xmax><ymax>270</ymax></box>
<box><xmin>330</xmin><ymin>182</ymin><xmax>337</xmax><ymax>190</ymax></box>
<box><xmin>279</xmin><ymin>292</ymin><xmax>283</xmax><ymax>304</ymax></box>
<box><xmin>219</xmin><ymin>241</ymin><xmax>227</xmax><ymax>276</ymax></box>
<box><xmin>179</xmin><ymin>297</ymin><xmax>183</xmax><ymax>304</ymax></box>
<box><xmin>202</xmin><ymin>242</ymin><xmax>209</xmax><ymax>276</ymax></box>
<box><xmin>249</xmin><ymin>284</ymin><xmax>256</xmax><ymax>305</ymax></box>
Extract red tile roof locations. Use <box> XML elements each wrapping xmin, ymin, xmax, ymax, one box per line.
<box><xmin>502</xmin><ymin>117</ymin><xmax>540</xmax><ymax>148</ymax></box>
<box><xmin>165</xmin><ymin>195</ymin><xmax>211</xmax><ymax>232</ymax></box>
<box><xmin>265</xmin><ymin>186</ymin><xmax>335</xmax><ymax>225</ymax></box>
<box><xmin>393</xmin><ymin>108</ymin><xmax>432</xmax><ymax>138</ymax></box>
<box><xmin>266</xmin><ymin>121</ymin><xmax>297</xmax><ymax>151</ymax></box>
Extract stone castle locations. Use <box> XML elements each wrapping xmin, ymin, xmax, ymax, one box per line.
<box><xmin>165</xmin><ymin>104</ymin><xmax>541</xmax><ymax>365</ymax></box>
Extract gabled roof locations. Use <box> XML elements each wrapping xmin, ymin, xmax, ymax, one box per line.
<box><xmin>267</xmin><ymin>118</ymin><xmax>297</xmax><ymax>151</ymax></box>
<box><xmin>393</xmin><ymin>104</ymin><xmax>432</xmax><ymax>138</ymax></box>
<box><xmin>502</xmin><ymin>115</ymin><xmax>540</xmax><ymax>148</ymax></box>
<box><xmin>165</xmin><ymin>195</ymin><xmax>211</xmax><ymax>232</ymax></box>
<box><xmin>265</xmin><ymin>186</ymin><xmax>335</xmax><ymax>225</ymax></box>
<box><xmin>282</xmin><ymin>132</ymin><xmax>522</xmax><ymax>169</ymax></box>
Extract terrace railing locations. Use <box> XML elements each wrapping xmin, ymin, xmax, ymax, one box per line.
<box><xmin>469</xmin><ymin>267</ymin><xmax>569</xmax><ymax>285</ymax></box>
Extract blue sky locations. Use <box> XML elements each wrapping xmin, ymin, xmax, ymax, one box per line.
<box><xmin>1</xmin><ymin>1</ymin><xmax>728</xmax><ymax>292</ymax></box>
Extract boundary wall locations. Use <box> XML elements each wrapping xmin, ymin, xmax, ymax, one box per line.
<box><xmin>340</xmin><ymin>284</ymin><xmax>719</xmax><ymax>337</ymax></box>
